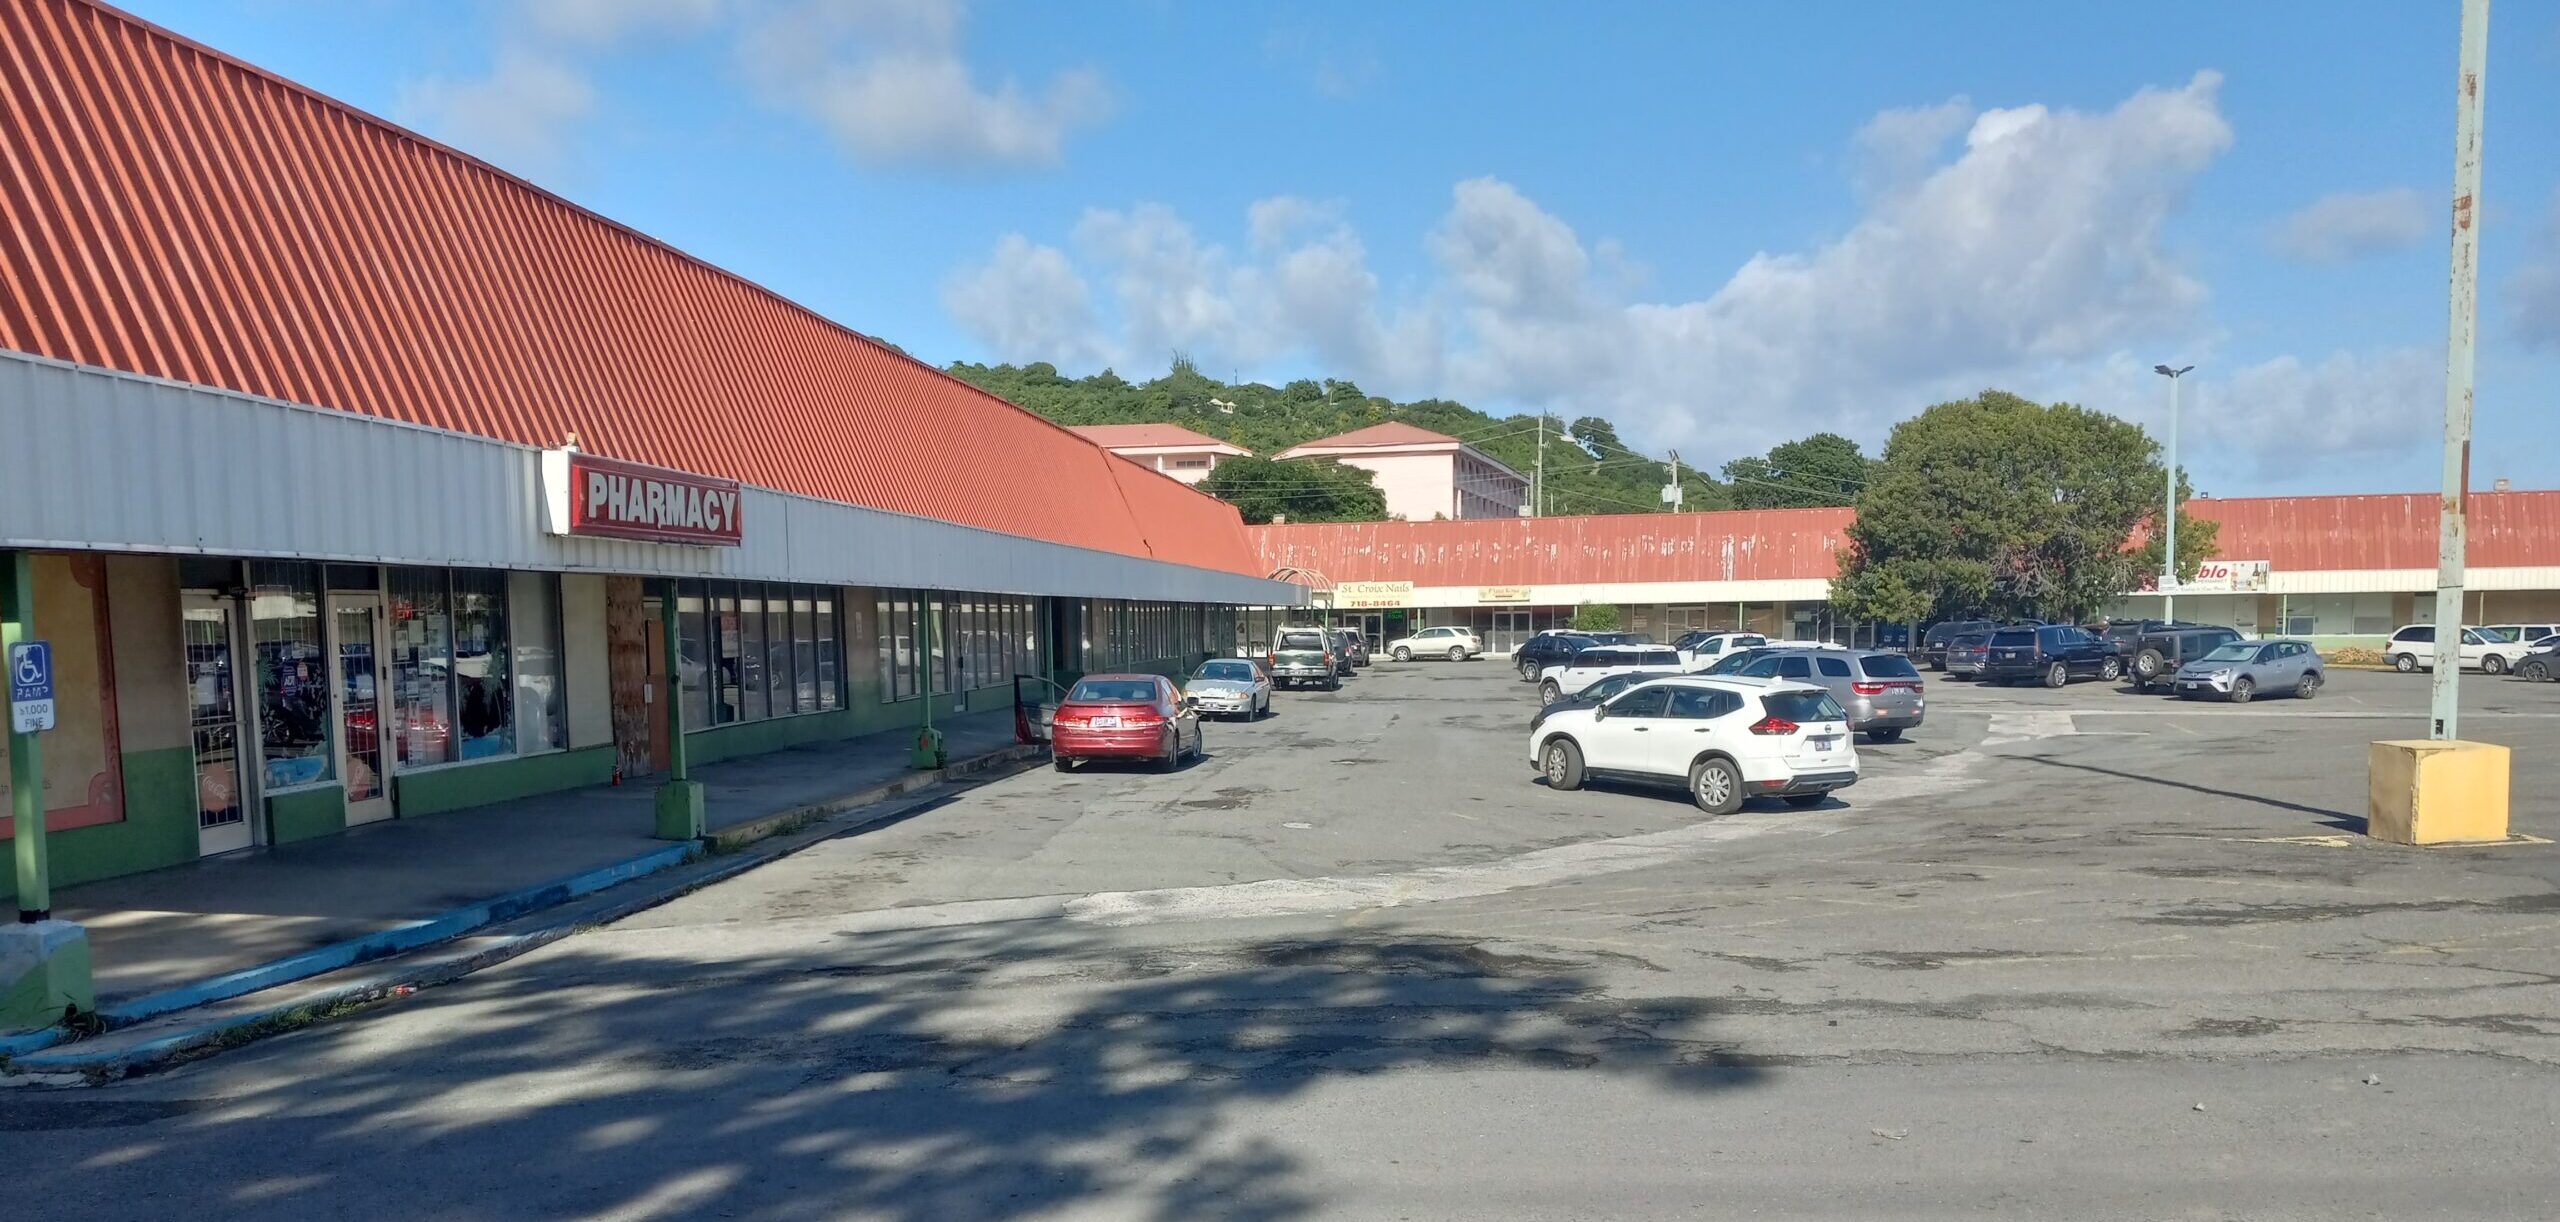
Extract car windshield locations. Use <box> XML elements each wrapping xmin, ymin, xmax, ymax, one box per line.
<box><xmin>1858</xmin><ymin>654</ymin><xmax>1921</xmax><ymax>678</ymax></box>
<box><xmin>1762</xmin><ymin>690</ymin><xmax>1848</xmax><ymax>723</ymax></box>
<box><xmin>1951</xmin><ymin>634</ymin><xmax>1989</xmax><ymax>650</ymax></box>
<box><xmin>1068</xmin><ymin>679</ymin><xmax>1157</xmax><ymax>703</ymax></box>
<box><xmin>1706</xmin><ymin>650</ymin><xmax>1763</xmax><ymax>674</ymax></box>
<box><xmin>1195</xmin><ymin>662</ymin><xmax>1255</xmax><ymax>682</ymax></box>
<box><xmin>2480</xmin><ymin>627</ymin><xmax>2521</xmax><ymax>642</ymax></box>
<box><xmin>1989</xmin><ymin>628</ymin><xmax>2036</xmax><ymax>646</ymax></box>
<box><xmin>1279</xmin><ymin>632</ymin><xmax>1327</xmax><ymax>649</ymax></box>
<box><xmin>2198</xmin><ymin>643</ymin><xmax>2258</xmax><ymax>663</ymax></box>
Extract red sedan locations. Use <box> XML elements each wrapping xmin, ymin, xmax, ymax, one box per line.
<box><xmin>1051</xmin><ymin>673</ymin><xmax>1203</xmax><ymax>773</ymax></box>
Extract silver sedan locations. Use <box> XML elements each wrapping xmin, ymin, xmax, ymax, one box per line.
<box><xmin>1184</xmin><ymin>658</ymin><xmax>1273</xmax><ymax>719</ymax></box>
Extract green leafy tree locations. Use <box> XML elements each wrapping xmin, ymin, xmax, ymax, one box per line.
<box><xmin>1198</xmin><ymin>455</ymin><xmax>1386</xmax><ymax>524</ymax></box>
<box><xmin>1830</xmin><ymin>391</ymin><xmax>2220</xmax><ymax>625</ymax></box>
<box><xmin>1570</xmin><ymin>602</ymin><xmax>1622</xmax><ymax>631</ymax></box>
<box><xmin>1723</xmin><ymin>433</ymin><xmax>1874</xmax><ymax>510</ymax></box>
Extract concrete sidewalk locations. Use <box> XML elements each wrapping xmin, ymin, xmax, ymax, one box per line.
<box><xmin>54</xmin><ymin>708</ymin><xmax>1025</xmax><ymax>1009</ymax></box>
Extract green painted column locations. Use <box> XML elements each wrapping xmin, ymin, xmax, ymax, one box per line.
<box><xmin>653</xmin><ymin>582</ymin><xmax>704</xmax><ymax>839</ymax></box>
<box><xmin>4</xmin><ymin>551</ymin><xmax>50</xmax><ymax>920</ymax></box>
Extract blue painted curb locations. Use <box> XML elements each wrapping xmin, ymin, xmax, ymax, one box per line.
<box><xmin>96</xmin><ymin>840</ymin><xmax>699</xmax><ymax>1029</ymax></box>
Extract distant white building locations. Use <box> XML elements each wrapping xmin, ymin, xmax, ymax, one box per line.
<box><xmin>1068</xmin><ymin>423</ymin><xmax>1253</xmax><ymax>484</ymax></box>
<box><xmin>1276</xmin><ymin>423</ymin><xmax>1528</xmax><ymax>521</ymax></box>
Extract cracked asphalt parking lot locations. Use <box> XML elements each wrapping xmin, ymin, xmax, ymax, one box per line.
<box><xmin>12</xmin><ymin>661</ymin><xmax>2560</xmax><ymax>1220</ymax></box>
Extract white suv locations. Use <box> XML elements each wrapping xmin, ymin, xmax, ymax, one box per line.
<box><xmin>1528</xmin><ymin>676</ymin><xmax>1858</xmax><ymax>814</ymax></box>
<box><xmin>1386</xmin><ymin>625</ymin><xmax>1482</xmax><ymax>661</ymax></box>
<box><xmin>2383</xmin><ymin>624</ymin><xmax>2533</xmax><ymax>674</ymax></box>
<box><xmin>1537</xmin><ymin>645</ymin><xmax>1684</xmax><ymax>703</ymax></box>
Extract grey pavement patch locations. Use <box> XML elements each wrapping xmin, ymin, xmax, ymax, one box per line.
<box><xmin>2142</xmin><ymin>892</ymin><xmax>2560</xmax><ymax>927</ymax></box>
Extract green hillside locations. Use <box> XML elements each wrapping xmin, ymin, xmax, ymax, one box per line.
<box><xmin>946</xmin><ymin>358</ymin><xmax>1734</xmax><ymax>518</ymax></box>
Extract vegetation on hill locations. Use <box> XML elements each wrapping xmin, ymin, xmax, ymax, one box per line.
<box><xmin>1197</xmin><ymin>455</ymin><xmax>1386</xmax><ymax>524</ymax></box>
<box><xmin>945</xmin><ymin>357</ymin><xmax>1796</xmax><ymax>518</ymax></box>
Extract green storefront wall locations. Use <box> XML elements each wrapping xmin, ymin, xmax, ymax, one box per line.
<box><xmin>0</xmin><ymin>746</ymin><xmax>197</xmax><ymax>906</ymax></box>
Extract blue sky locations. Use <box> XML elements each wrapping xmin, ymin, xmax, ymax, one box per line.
<box><xmin>131</xmin><ymin>0</ymin><xmax>2560</xmax><ymax>496</ymax></box>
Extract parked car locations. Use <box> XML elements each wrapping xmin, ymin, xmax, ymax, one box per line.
<box><xmin>2125</xmin><ymin>624</ymin><xmax>2246</xmax><ymax>691</ymax></box>
<box><xmin>1944</xmin><ymin>632</ymin><xmax>1993</xmax><ymax>678</ymax></box>
<box><xmin>1527</xmin><ymin>676</ymin><xmax>1859</xmax><ymax>815</ymax></box>
<box><xmin>1184</xmin><ymin>657</ymin><xmax>1272</xmax><ymax>720</ymax></box>
<box><xmin>1670</xmin><ymin>630</ymin><xmax>1767</xmax><ymax>670</ymax></box>
<box><xmin>1981</xmin><ymin>624</ymin><xmax>2123</xmax><ymax>687</ymax></box>
<box><xmin>2382</xmin><ymin>624</ymin><xmax>2532</xmax><ymax>674</ymax></box>
<box><xmin>2172</xmin><ymin>639</ymin><xmax>2324</xmax><ymax>702</ymax></box>
<box><xmin>1267</xmin><ymin>626</ymin><xmax>1341</xmax><ymax>690</ymax></box>
<box><xmin>1051</xmin><ymin>674</ymin><xmax>1203</xmax><ymax>773</ymax></box>
<box><xmin>1701</xmin><ymin>647</ymin><xmax>1777</xmax><ymax>676</ymax></box>
<box><xmin>2516</xmin><ymin>639</ymin><xmax>2560</xmax><ymax>682</ymax></box>
<box><xmin>1530</xmin><ymin>669</ymin><xmax>1680</xmax><ymax>732</ymax></box>
<box><xmin>1916</xmin><ymin>619</ymin><xmax>2000</xmax><ymax>671</ymax></box>
<box><xmin>1386</xmin><ymin>624</ymin><xmax>1482</xmax><ymax>662</ymax></box>
<box><xmin>1328</xmin><ymin>628</ymin><xmax>1366</xmax><ymax>674</ymax></box>
<box><xmin>1537</xmin><ymin>645</ymin><xmax>1686</xmax><ymax>704</ymax></box>
<box><xmin>2478</xmin><ymin>623</ymin><xmax>2560</xmax><ymax>648</ymax></box>
<box><xmin>1733</xmin><ymin>648</ymin><xmax>1926</xmax><ymax>741</ymax></box>
<box><xmin>2085</xmin><ymin>618</ymin><xmax>2188</xmax><ymax>655</ymax></box>
<box><xmin>1514</xmin><ymin>630</ymin><xmax>1595</xmax><ymax>681</ymax></box>
<box><xmin>1583</xmin><ymin>631</ymin><xmax>1656</xmax><ymax>646</ymax></box>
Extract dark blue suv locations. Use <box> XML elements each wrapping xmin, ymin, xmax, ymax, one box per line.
<box><xmin>1981</xmin><ymin>624</ymin><xmax>2124</xmax><ymax>687</ymax></box>
<box><xmin>1514</xmin><ymin>631</ymin><xmax>1593</xmax><ymax>681</ymax></box>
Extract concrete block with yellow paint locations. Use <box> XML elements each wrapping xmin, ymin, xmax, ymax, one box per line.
<box><xmin>2367</xmin><ymin>740</ymin><xmax>2510</xmax><ymax>845</ymax></box>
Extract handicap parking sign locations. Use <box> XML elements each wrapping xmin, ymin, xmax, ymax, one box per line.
<box><xmin>9</xmin><ymin>639</ymin><xmax>54</xmax><ymax>734</ymax></box>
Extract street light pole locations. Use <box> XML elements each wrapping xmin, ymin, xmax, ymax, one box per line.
<box><xmin>2152</xmin><ymin>364</ymin><xmax>2193</xmax><ymax>623</ymax></box>
<box><xmin>2432</xmin><ymin>0</ymin><xmax>2490</xmax><ymax>741</ymax></box>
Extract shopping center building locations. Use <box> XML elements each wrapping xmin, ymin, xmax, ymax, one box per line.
<box><xmin>0</xmin><ymin>0</ymin><xmax>1299</xmax><ymax>901</ymax></box>
<box><xmin>1250</xmin><ymin>492</ymin><xmax>2560</xmax><ymax>655</ymax></box>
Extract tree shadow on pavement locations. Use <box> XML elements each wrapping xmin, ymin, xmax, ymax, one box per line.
<box><xmin>12</xmin><ymin>925</ymin><xmax>1766</xmax><ymax>1221</ymax></box>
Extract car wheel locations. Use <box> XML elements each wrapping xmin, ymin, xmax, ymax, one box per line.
<box><xmin>2483</xmin><ymin>654</ymin><xmax>2509</xmax><ymax>676</ymax></box>
<box><xmin>2134</xmin><ymin>649</ymin><xmax>2165</xmax><ymax>684</ymax></box>
<box><xmin>1392</xmin><ymin>647</ymin><xmax>1412</xmax><ymax>662</ymax></box>
<box><xmin>2043</xmin><ymin>661</ymin><xmax>2067</xmax><ymax>688</ymax></box>
<box><xmin>1156</xmin><ymin>731</ymin><xmax>1179</xmax><ymax>772</ymax></box>
<box><xmin>1540</xmin><ymin>681</ymin><xmax>1562</xmax><ymax>704</ymax></box>
<box><xmin>1052</xmin><ymin>754</ymin><xmax>1073</xmax><ymax>773</ymax></box>
<box><xmin>1541</xmin><ymin>739</ymin><xmax>1585</xmax><ymax>791</ymax></box>
<box><xmin>2295</xmin><ymin>671</ymin><xmax>2322</xmax><ymax>699</ymax></box>
<box><xmin>2229</xmin><ymin>677</ymin><xmax>2255</xmax><ymax>704</ymax></box>
<box><xmin>1689</xmin><ymin>757</ymin><xmax>1744</xmax><ymax>815</ymax></box>
<box><xmin>1866</xmin><ymin>727</ymin><xmax>1903</xmax><ymax>743</ymax></box>
<box><xmin>1782</xmin><ymin>794</ymin><xmax>1827</xmax><ymax>809</ymax></box>
<box><xmin>1326</xmin><ymin>676</ymin><xmax>1341</xmax><ymax>692</ymax></box>
<box><xmin>1447</xmin><ymin>646</ymin><xmax>1467</xmax><ymax>661</ymax></box>
<box><xmin>2099</xmin><ymin>656</ymin><xmax>2124</xmax><ymax>682</ymax></box>
<box><xmin>2392</xmin><ymin>652</ymin><xmax>2418</xmax><ymax>673</ymax></box>
<box><xmin>2520</xmin><ymin>660</ymin><xmax>2551</xmax><ymax>682</ymax></box>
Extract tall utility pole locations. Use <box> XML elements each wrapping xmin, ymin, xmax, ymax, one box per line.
<box><xmin>2433</xmin><ymin>0</ymin><xmax>2489</xmax><ymax>741</ymax></box>
<box><xmin>1533</xmin><ymin>414</ymin><xmax>1546</xmax><ymax>517</ymax></box>
<box><xmin>2152</xmin><ymin>364</ymin><xmax>2193</xmax><ymax>622</ymax></box>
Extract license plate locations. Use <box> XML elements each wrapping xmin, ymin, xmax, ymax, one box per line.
<box><xmin>1091</xmin><ymin>715</ymin><xmax>1120</xmax><ymax>728</ymax></box>
<box><xmin>1812</xmin><ymin>736</ymin><xmax>1838</xmax><ymax>751</ymax></box>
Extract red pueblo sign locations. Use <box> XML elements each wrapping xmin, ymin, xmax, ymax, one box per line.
<box><xmin>544</xmin><ymin>451</ymin><xmax>743</xmax><ymax>546</ymax></box>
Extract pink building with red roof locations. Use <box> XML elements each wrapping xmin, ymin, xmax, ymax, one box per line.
<box><xmin>1066</xmin><ymin>424</ymin><xmax>1252</xmax><ymax>484</ymax></box>
<box><xmin>1276</xmin><ymin>423</ymin><xmax>1529</xmax><ymax>521</ymax></box>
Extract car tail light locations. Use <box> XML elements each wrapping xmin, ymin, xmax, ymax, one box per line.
<box><xmin>1749</xmin><ymin>716</ymin><xmax>1799</xmax><ymax>736</ymax></box>
<box><xmin>1123</xmin><ymin>712</ymin><xmax>1164</xmax><ymax>728</ymax></box>
<box><xmin>1853</xmin><ymin>680</ymin><xmax>1921</xmax><ymax>694</ymax></box>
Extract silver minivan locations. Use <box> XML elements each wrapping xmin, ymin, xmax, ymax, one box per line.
<box><xmin>1735</xmin><ymin>647</ymin><xmax>1925</xmax><ymax>742</ymax></box>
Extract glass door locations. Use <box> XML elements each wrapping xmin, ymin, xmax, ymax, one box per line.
<box><xmin>334</xmin><ymin>592</ymin><xmax>393</xmax><ymax>825</ymax></box>
<box><xmin>184</xmin><ymin>594</ymin><xmax>255</xmax><ymax>856</ymax></box>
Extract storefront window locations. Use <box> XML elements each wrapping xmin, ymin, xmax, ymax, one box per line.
<box><xmin>250</xmin><ymin>562</ymin><xmax>332</xmax><ymax>789</ymax></box>
<box><xmin>793</xmin><ymin>596</ymin><xmax>819</xmax><ymax>709</ymax></box>
<box><xmin>740</xmin><ymin>587</ymin><xmax>771</xmax><ymax>721</ymax></box>
<box><xmin>815</xmin><ymin>595</ymin><xmax>840</xmax><ymax>709</ymax></box>
<box><xmin>390</xmin><ymin>567</ymin><xmax>453</xmax><ymax>766</ymax></box>
<box><xmin>926</xmin><ymin>596</ymin><xmax>948</xmax><ymax>695</ymax></box>
<box><xmin>677</xmin><ymin>581</ymin><xmax>710</xmax><ymax>731</ymax></box>
<box><xmin>452</xmin><ymin>570</ymin><xmax>513</xmax><ymax>760</ymax></box>
<box><xmin>511</xmin><ymin>572</ymin><xmax>567</xmax><ymax>753</ymax></box>
<box><xmin>712</xmin><ymin>586</ymin><xmax>742</xmax><ymax>724</ymax></box>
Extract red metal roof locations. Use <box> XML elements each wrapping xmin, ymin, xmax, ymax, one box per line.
<box><xmin>1068</xmin><ymin>423</ymin><xmax>1247</xmax><ymax>452</ymax></box>
<box><xmin>2187</xmin><ymin>491</ymin><xmax>2560</xmax><ymax>572</ymax></box>
<box><xmin>1279</xmin><ymin>422</ymin><xmax>1461</xmax><ymax>454</ymax></box>
<box><xmin>1250</xmin><ymin>492</ymin><xmax>2560</xmax><ymax>589</ymax></box>
<box><xmin>0</xmin><ymin>0</ymin><xmax>1259</xmax><ymax>575</ymax></box>
<box><xmin>1252</xmin><ymin>510</ymin><xmax>1856</xmax><ymax>587</ymax></box>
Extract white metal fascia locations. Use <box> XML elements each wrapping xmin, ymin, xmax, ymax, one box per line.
<box><xmin>0</xmin><ymin>350</ymin><xmax>1305</xmax><ymax>606</ymax></box>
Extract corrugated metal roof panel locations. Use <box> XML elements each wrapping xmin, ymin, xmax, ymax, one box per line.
<box><xmin>0</xmin><ymin>0</ymin><xmax>1259</xmax><ymax>576</ymax></box>
<box><xmin>1068</xmin><ymin>423</ymin><xmax>1246</xmax><ymax>451</ymax></box>
<box><xmin>2188</xmin><ymin>492</ymin><xmax>2560</xmax><ymax>572</ymax></box>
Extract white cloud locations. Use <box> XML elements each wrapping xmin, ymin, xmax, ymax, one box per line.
<box><xmin>395</xmin><ymin>50</ymin><xmax>595</xmax><ymax>175</ymax></box>
<box><xmin>738</xmin><ymin>0</ymin><xmax>1111</xmax><ymax>169</ymax></box>
<box><xmin>523</xmin><ymin>0</ymin><xmax>724</xmax><ymax>45</ymax></box>
<box><xmin>2272</xmin><ymin>187</ymin><xmax>2431</xmax><ymax>263</ymax></box>
<box><xmin>2509</xmin><ymin>188</ymin><xmax>2560</xmax><ymax>349</ymax></box>
<box><xmin>944</xmin><ymin>73</ymin><xmax>2428</xmax><ymax>483</ymax></box>
<box><xmin>940</xmin><ymin>234</ymin><xmax>1101</xmax><ymax>365</ymax></box>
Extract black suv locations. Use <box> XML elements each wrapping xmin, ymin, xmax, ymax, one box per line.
<box><xmin>2124</xmin><ymin>624</ymin><xmax>2245</xmax><ymax>691</ymax></box>
<box><xmin>1514</xmin><ymin>632</ymin><xmax>1593</xmax><ymax>681</ymax></box>
<box><xmin>1981</xmin><ymin>624</ymin><xmax>2124</xmax><ymax>687</ymax></box>
<box><xmin>1917</xmin><ymin>620</ymin><xmax>2000</xmax><ymax>670</ymax></box>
